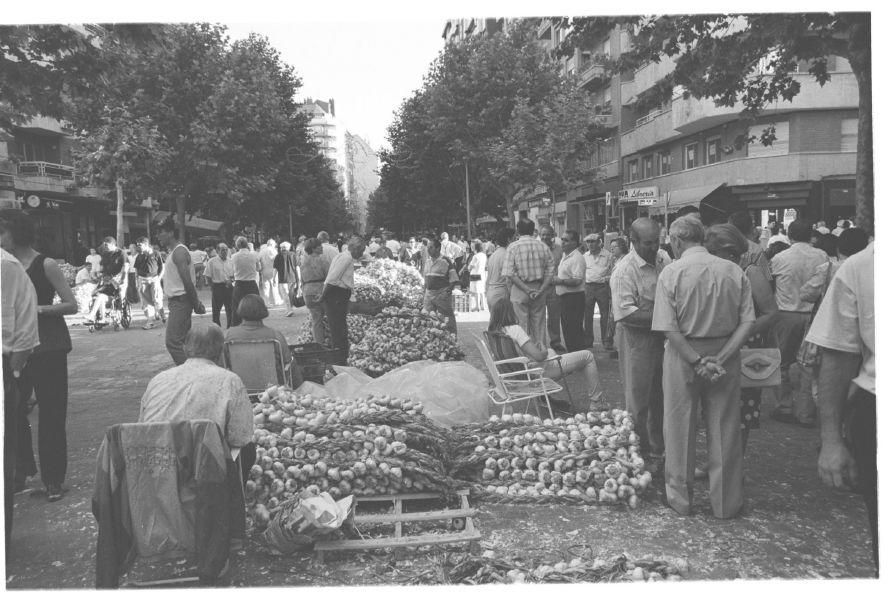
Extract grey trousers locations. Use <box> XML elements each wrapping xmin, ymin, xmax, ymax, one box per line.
<box><xmin>663</xmin><ymin>338</ymin><xmax>744</xmax><ymax>519</ymax></box>
<box><xmin>616</xmin><ymin>323</ymin><xmax>664</xmax><ymax>456</ymax></box>
<box><xmin>509</xmin><ymin>284</ymin><xmax>548</xmax><ymax>350</ymax></box>
<box><xmin>165</xmin><ymin>295</ymin><xmax>193</xmax><ymax>366</ymax></box>
<box><xmin>775</xmin><ymin>311</ymin><xmax>812</xmax><ymax>413</ymax></box>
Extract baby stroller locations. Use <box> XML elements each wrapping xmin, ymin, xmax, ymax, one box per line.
<box><xmin>85</xmin><ymin>278</ymin><xmax>132</xmax><ymax>332</ymax></box>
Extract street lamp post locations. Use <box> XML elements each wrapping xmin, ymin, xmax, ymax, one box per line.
<box><xmin>464</xmin><ymin>159</ymin><xmax>472</xmax><ymax>240</ymax></box>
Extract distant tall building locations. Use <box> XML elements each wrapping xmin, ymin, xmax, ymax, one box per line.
<box><xmin>344</xmin><ymin>132</ymin><xmax>379</xmax><ymax>233</ymax></box>
<box><xmin>441</xmin><ymin>18</ymin><xmax>506</xmax><ymax>44</ymax></box>
<box><xmin>299</xmin><ymin>98</ymin><xmax>379</xmax><ymax>232</ymax></box>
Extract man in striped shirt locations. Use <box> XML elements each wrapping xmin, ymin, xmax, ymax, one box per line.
<box><xmin>501</xmin><ymin>219</ymin><xmax>554</xmax><ymax>349</ymax></box>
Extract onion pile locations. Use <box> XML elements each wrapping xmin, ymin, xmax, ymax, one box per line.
<box><xmin>294</xmin><ymin>313</ymin><xmax>372</xmax><ymax>347</ymax></box>
<box><xmin>450</xmin><ymin>410</ymin><xmax>652</xmax><ymax>507</ymax></box>
<box><xmin>354</xmin><ymin>259</ymin><xmax>424</xmax><ymax>308</ymax></box>
<box><xmin>348</xmin><ymin>307</ymin><xmax>464</xmax><ymax>377</ymax></box>
<box><xmin>57</xmin><ymin>261</ymin><xmax>79</xmax><ymax>287</ymax></box>
<box><xmin>247</xmin><ymin>385</ymin><xmax>453</xmax><ymax>529</ymax></box>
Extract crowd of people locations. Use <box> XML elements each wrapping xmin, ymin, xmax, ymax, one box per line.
<box><xmin>0</xmin><ymin>209</ymin><xmax>876</xmax><ymax>575</ymax></box>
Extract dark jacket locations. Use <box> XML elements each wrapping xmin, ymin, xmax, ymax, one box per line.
<box><xmin>92</xmin><ymin>420</ymin><xmax>237</xmax><ymax>588</ymax></box>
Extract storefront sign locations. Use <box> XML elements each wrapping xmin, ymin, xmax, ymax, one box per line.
<box><xmin>618</xmin><ymin>186</ymin><xmax>659</xmax><ymax>206</ymax></box>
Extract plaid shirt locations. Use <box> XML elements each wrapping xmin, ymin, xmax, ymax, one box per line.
<box><xmin>501</xmin><ymin>236</ymin><xmax>554</xmax><ymax>283</ymax></box>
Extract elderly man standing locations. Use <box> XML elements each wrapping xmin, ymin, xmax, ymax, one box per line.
<box><xmin>439</xmin><ymin>232</ymin><xmax>464</xmax><ymax>272</ymax></box>
<box><xmin>539</xmin><ymin>225</ymin><xmax>566</xmax><ymax>353</ymax></box>
<box><xmin>501</xmin><ymin>219</ymin><xmax>554</xmax><ymax>350</ymax></box>
<box><xmin>611</xmin><ymin>218</ymin><xmax>670</xmax><ymax>460</ymax></box>
<box><xmin>554</xmin><ymin>229</ymin><xmax>587</xmax><ymax>352</ymax></box>
<box><xmin>769</xmin><ymin>219</ymin><xmax>828</xmax><ymax>426</ymax></box>
<box><xmin>583</xmin><ymin>233</ymin><xmax>614</xmax><ymax>350</ymax></box>
<box><xmin>652</xmin><ymin>216</ymin><xmax>755</xmax><ymax>519</ymax></box>
<box><xmin>159</xmin><ymin>220</ymin><xmax>206</xmax><ymax>365</ymax></box>
<box><xmin>804</xmin><ymin>241</ymin><xmax>876</xmax><ymax>573</ymax></box>
<box><xmin>320</xmin><ymin>236</ymin><xmax>366</xmax><ymax>365</ymax></box>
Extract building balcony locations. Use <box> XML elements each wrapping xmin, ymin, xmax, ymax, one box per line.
<box><xmin>579</xmin><ymin>59</ymin><xmax>608</xmax><ymax>90</ymax></box>
<box><xmin>14</xmin><ymin>161</ymin><xmax>103</xmax><ymax>198</ymax></box>
<box><xmin>621</xmin><ymin>109</ymin><xmax>675</xmax><ymax>154</ymax></box>
<box><xmin>621</xmin><ymin>55</ymin><xmax>677</xmax><ymax>106</ymax></box>
<box><xmin>18</xmin><ymin>161</ymin><xmax>75</xmax><ymax>179</ymax></box>
<box><xmin>629</xmin><ymin>151</ymin><xmax>856</xmax><ymax>198</ymax></box>
<box><xmin>14</xmin><ymin>116</ymin><xmax>69</xmax><ymax>136</ymax></box>
<box><xmin>537</xmin><ymin>19</ymin><xmax>552</xmax><ymax>40</ymax></box>
<box><xmin>595</xmin><ymin>159</ymin><xmax>619</xmax><ymax>181</ymax></box>
<box><xmin>672</xmin><ymin>72</ymin><xmax>858</xmax><ymax>135</ymax></box>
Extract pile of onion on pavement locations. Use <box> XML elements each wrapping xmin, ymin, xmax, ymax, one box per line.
<box><xmin>247</xmin><ymin>385</ymin><xmax>453</xmax><ymax>530</ymax></box>
<box><xmin>348</xmin><ymin>306</ymin><xmax>464</xmax><ymax>377</ymax></box>
<box><xmin>450</xmin><ymin>410</ymin><xmax>652</xmax><ymax>507</ymax></box>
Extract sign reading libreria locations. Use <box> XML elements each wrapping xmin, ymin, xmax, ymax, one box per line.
<box><xmin>618</xmin><ymin>186</ymin><xmax>659</xmax><ymax>206</ymax></box>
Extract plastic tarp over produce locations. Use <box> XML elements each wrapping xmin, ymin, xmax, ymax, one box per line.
<box><xmin>324</xmin><ymin>361</ymin><xmax>490</xmax><ymax>427</ymax></box>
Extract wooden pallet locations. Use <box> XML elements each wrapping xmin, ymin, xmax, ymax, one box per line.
<box><xmin>314</xmin><ymin>490</ymin><xmax>481</xmax><ymax>561</ymax></box>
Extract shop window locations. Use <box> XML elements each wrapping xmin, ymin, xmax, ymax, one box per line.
<box><xmin>683</xmin><ymin>142</ymin><xmax>698</xmax><ymax>170</ymax></box>
<box><xmin>748</xmin><ymin>121</ymin><xmax>789</xmax><ymax>157</ymax></box>
<box><xmin>659</xmin><ymin>151</ymin><xmax>671</xmax><ymax>175</ymax></box>
<box><xmin>706</xmin><ymin>138</ymin><xmax>721</xmax><ymax>164</ymax></box>
<box><xmin>642</xmin><ymin>154</ymin><xmax>653</xmax><ymax>179</ymax></box>
<box><xmin>626</xmin><ymin>158</ymin><xmax>639</xmax><ymax>183</ymax></box>
<box><xmin>841</xmin><ymin>117</ymin><xmax>857</xmax><ymax>152</ymax></box>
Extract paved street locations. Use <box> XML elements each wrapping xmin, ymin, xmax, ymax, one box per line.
<box><xmin>5</xmin><ymin>294</ymin><xmax>876</xmax><ymax>587</ymax></box>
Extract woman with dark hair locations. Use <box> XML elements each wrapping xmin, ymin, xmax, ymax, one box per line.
<box><xmin>468</xmin><ymin>241</ymin><xmax>487</xmax><ymax>312</ymax></box>
<box><xmin>488</xmin><ymin>297</ymin><xmax>604</xmax><ymax>412</ymax></box>
<box><xmin>704</xmin><ymin>224</ymin><xmax>779</xmax><ymax>457</ymax></box>
<box><xmin>0</xmin><ymin>213</ymin><xmax>77</xmax><ymax>501</ymax></box>
<box><xmin>225</xmin><ymin>294</ymin><xmax>301</xmax><ymax>385</ymax></box>
<box><xmin>485</xmin><ymin>228</ymin><xmax>514</xmax><ymax>311</ymax></box>
<box><xmin>422</xmin><ymin>238</ymin><xmax>460</xmax><ymax>333</ymax></box>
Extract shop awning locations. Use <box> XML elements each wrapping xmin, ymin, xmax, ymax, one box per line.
<box><xmin>153</xmin><ymin>211</ymin><xmax>224</xmax><ymax>232</ymax></box>
<box><xmin>647</xmin><ymin>184</ymin><xmax>726</xmax><ymax>215</ymax></box>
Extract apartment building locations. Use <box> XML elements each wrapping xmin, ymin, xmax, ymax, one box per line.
<box><xmin>345</xmin><ymin>132</ymin><xmax>380</xmax><ymax>233</ymax></box>
<box><xmin>619</xmin><ymin>53</ymin><xmax>858</xmax><ymax>228</ymax></box>
<box><xmin>0</xmin><ymin>117</ymin><xmax>111</xmax><ymax>260</ymax></box>
<box><xmin>299</xmin><ymin>98</ymin><xmax>380</xmax><ymax>231</ymax></box>
<box><xmin>514</xmin><ymin>19</ymin><xmax>628</xmax><ymax>238</ymax></box>
<box><xmin>441</xmin><ymin>18</ymin><xmax>506</xmax><ymax>44</ymax></box>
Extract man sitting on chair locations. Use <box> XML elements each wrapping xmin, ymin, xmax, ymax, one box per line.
<box><xmin>139</xmin><ymin>322</ymin><xmax>253</xmax><ymax>452</ymax></box>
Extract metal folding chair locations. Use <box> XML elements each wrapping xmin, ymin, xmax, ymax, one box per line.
<box><xmin>474</xmin><ymin>336</ymin><xmax>563</xmax><ymax>419</ymax></box>
<box><xmin>222</xmin><ymin>338</ymin><xmax>290</xmax><ymax>399</ymax></box>
<box><xmin>482</xmin><ymin>330</ymin><xmax>575</xmax><ymax>409</ymax></box>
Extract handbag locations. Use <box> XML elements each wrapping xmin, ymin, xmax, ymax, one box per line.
<box><xmin>740</xmin><ymin>347</ymin><xmax>782</xmax><ymax>388</ymax></box>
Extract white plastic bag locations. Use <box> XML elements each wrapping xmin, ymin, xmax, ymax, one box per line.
<box><xmin>325</xmin><ymin>366</ymin><xmax>374</xmax><ymax>399</ymax></box>
<box><xmin>293</xmin><ymin>380</ymin><xmax>329</xmax><ymax>398</ymax></box>
<box><xmin>360</xmin><ymin>360</ymin><xmax>490</xmax><ymax>427</ymax></box>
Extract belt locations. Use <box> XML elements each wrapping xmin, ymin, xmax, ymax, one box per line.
<box><xmin>522</xmin><ymin>278</ymin><xmax>543</xmax><ymax>284</ymax></box>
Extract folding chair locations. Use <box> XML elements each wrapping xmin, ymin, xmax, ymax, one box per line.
<box><xmin>474</xmin><ymin>337</ymin><xmax>563</xmax><ymax>419</ymax></box>
<box><xmin>222</xmin><ymin>338</ymin><xmax>291</xmax><ymax>399</ymax></box>
<box><xmin>482</xmin><ymin>330</ymin><xmax>575</xmax><ymax>409</ymax></box>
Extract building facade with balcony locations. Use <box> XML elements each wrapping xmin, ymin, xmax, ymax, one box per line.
<box><xmin>513</xmin><ymin>19</ymin><xmax>631</xmax><ymax>238</ymax></box>
<box><xmin>0</xmin><ymin>117</ymin><xmax>111</xmax><ymax>261</ymax></box>
<box><xmin>344</xmin><ymin>131</ymin><xmax>380</xmax><ymax>233</ymax></box>
<box><xmin>441</xmin><ymin>18</ymin><xmax>506</xmax><ymax>44</ymax></box>
<box><xmin>618</xmin><ymin>54</ymin><xmax>859</xmax><ymax>228</ymax></box>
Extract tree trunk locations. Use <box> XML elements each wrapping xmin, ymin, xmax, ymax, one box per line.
<box><xmin>848</xmin><ymin>16</ymin><xmax>873</xmax><ymax>235</ymax></box>
<box><xmin>115</xmin><ymin>178</ymin><xmax>125</xmax><ymax>247</ymax></box>
<box><xmin>176</xmin><ymin>195</ymin><xmax>187</xmax><ymax>243</ymax></box>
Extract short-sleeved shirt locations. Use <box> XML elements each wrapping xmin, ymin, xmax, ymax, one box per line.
<box><xmin>610</xmin><ymin>247</ymin><xmax>670</xmax><ymax>321</ymax></box>
<box><xmin>556</xmin><ymin>249</ymin><xmax>586</xmax><ymax>295</ymax></box>
<box><xmin>805</xmin><ymin>243</ymin><xmax>874</xmax><ymax>394</ymax></box>
<box><xmin>1</xmin><ymin>249</ymin><xmax>39</xmax><ymax>355</ymax></box>
<box><xmin>86</xmin><ymin>253</ymin><xmax>102</xmax><ymax>274</ymax></box>
<box><xmin>232</xmin><ymin>249</ymin><xmax>260</xmax><ymax>281</ymax></box>
<box><xmin>502</xmin><ymin>236</ymin><xmax>555</xmax><ymax>283</ymax></box>
<box><xmin>486</xmin><ymin>247</ymin><xmax>508</xmax><ymax>294</ymax></box>
<box><xmin>770</xmin><ymin>242</ymin><xmax>829</xmax><ymax>312</ymax></box>
<box><xmin>440</xmin><ymin>240</ymin><xmax>464</xmax><ymax>261</ymax></box>
<box><xmin>189</xmin><ymin>249</ymin><xmax>207</xmax><ymax>266</ymax></box>
<box><xmin>321</xmin><ymin>243</ymin><xmax>340</xmax><ymax>264</ymax></box>
<box><xmin>652</xmin><ymin>246</ymin><xmax>755</xmax><ymax>338</ymax></box>
<box><xmin>134</xmin><ymin>252</ymin><xmax>164</xmax><ymax>278</ymax></box>
<box><xmin>325</xmin><ymin>251</ymin><xmax>355</xmax><ymax>290</ymax></box>
<box><xmin>139</xmin><ymin>358</ymin><xmax>253</xmax><ymax>450</ymax></box>
<box><xmin>585</xmin><ymin>249</ymin><xmax>613</xmax><ymax>284</ymax></box>
<box><xmin>204</xmin><ymin>256</ymin><xmax>233</xmax><ymax>284</ymax></box>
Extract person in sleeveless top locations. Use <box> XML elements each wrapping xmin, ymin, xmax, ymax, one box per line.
<box><xmin>0</xmin><ymin>213</ymin><xmax>77</xmax><ymax>502</ymax></box>
<box><xmin>157</xmin><ymin>220</ymin><xmax>206</xmax><ymax>365</ymax></box>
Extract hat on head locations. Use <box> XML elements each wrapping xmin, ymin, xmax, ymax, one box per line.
<box><xmin>584</xmin><ymin>233</ymin><xmax>600</xmax><ymax>242</ymax></box>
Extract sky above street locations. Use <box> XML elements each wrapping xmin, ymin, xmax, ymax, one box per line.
<box><xmin>224</xmin><ymin>20</ymin><xmax>445</xmax><ymax>152</ymax></box>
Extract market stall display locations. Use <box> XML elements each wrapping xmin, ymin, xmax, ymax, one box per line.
<box><xmin>450</xmin><ymin>410</ymin><xmax>652</xmax><ymax>507</ymax></box>
<box><xmin>348</xmin><ymin>307</ymin><xmax>464</xmax><ymax>377</ymax></box>
<box><xmin>247</xmin><ymin>386</ymin><xmax>454</xmax><ymax>530</ymax></box>
<box><xmin>294</xmin><ymin>314</ymin><xmax>372</xmax><ymax>347</ymax></box>
<box><xmin>355</xmin><ymin>258</ymin><xmax>424</xmax><ymax>309</ymax></box>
